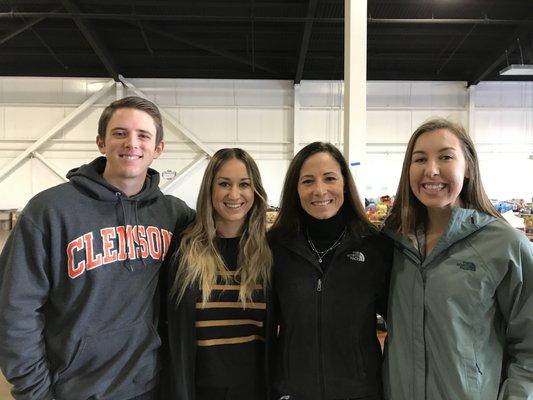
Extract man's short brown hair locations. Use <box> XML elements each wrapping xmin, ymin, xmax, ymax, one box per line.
<box><xmin>97</xmin><ymin>96</ymin><xmax>164</xmax><ymax>144</ymax></box>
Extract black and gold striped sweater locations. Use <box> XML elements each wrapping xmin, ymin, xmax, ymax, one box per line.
<box><xmin>194</xmin><ymin>236</ymin><xmax>266</xmax><ymax>388</ymax></box>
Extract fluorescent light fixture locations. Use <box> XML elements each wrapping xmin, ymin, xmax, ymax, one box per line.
<box><xmin>499</xmin><ymin>64</ymin><xmax>533</xmax><ymax>76</ymax></box>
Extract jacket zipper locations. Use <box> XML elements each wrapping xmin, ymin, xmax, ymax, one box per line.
<box><xmin>317</xmin><ymin>277</ymin><xmax>325</xmax><ymax>399</ymax></box>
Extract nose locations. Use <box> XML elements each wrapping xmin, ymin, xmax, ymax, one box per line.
<box><xmin>313</xmin><ymin>181</ymin><xmax>327</xmax><ymax>196</ymax></box>
<box><xmin>227</xmin><ymin>185</ymin><xmax>240</xmax><ymax>200</ymax></box>
<box><xmin>124</xmin><ymin>133</ymin><xmax>139</xmax><ymax>149</ymax></box>
<box><xmin>425</xmin><ymin>159</ymin><xmax>440</xmax><ymax>178</ymax></box>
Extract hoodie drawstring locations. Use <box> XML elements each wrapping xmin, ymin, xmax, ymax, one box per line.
<box><xmin>116</xmin><ymin>192</ymin><xmax>133</xmax><ymax>272</ymax></box>
<box><xmin>133</xmin><ymin>200</ymin><xmax>147</xmax><ymax>268</ymax></box>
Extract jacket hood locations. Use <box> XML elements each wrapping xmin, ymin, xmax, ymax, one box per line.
<box><xmin>66</xmin><ymin>156</ymin><xmax>161</xmax><ymax>202</ymax></box>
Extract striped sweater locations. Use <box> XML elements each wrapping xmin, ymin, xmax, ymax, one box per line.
<box><xmin>195</xmin><ymin>236</ymin><xmax>266</xmax><ymax>388</ymax></box>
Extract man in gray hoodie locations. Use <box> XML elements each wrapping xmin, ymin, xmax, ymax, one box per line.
<box><xmin>0</xmin><ymin>96</ymin><xmax>195</xmax><ymax>400</ymax></box>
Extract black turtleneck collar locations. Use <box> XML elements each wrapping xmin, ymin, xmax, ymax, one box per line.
<box><xmin>303</xmin><ymin>208</ymin><xmax>346</xmax><ymax>242</ymax></box>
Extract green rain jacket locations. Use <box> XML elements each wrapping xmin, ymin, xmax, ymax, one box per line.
<box><xmin>383</xmin><ymin>208</ymin><xmax>533</xmax><ymax>400</ymax></box>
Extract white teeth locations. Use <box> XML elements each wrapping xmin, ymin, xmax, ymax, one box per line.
<box><xmin>423</xmin><ymin>184</ymin><xmax>445</xmax><ymax>191</ymax></box>
<box><xmin>312</xmin><ymin>200</ymin><xmax>332</xmax><ymax>206</ymax></box>
<box><xmin>121</xmin><ymin>155</ymin><xmax>141</xmax><ymax>160</ymax></box>
<box><xmin>225</xmin><ymin>203</ymin><xmax>243</xmax><ymax>209</ymax></box>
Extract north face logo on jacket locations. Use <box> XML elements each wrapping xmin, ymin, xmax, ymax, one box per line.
<box><xmin>346</xmin><ymin>251</ymin><xmax>365</xmax><ymax>262</ymax></box>
<box><xmin>457</xmin><ymin>261</ymin><xmax>476</xmax><ymax>271</ymax></box>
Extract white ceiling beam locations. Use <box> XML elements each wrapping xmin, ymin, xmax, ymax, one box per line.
<box><xmin>31</xmin><ymin>151</ymin><xmax>68</xmax><ymax>183</ymax></box>
<box><xmin>119</xmin><ymin>75</ymin><xmax>214</xmax><ymax>157</ymax></box>
<box><xmin>0</xmin><ymin>79</ymin><xmax>115</xmax><ymax>184</ymax></box>
<box><xmin>160</xmin><ymin>154</ymin><xmax>207</xmax><ymax>194</ymax></box>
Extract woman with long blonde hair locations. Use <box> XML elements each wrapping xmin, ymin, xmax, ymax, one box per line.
<box><xmin>166</xmin><ymin>148</ymin><xmax>272</xmax><ymax>400</ymax></box>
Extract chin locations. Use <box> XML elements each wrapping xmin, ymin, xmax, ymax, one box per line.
<box><xmin>311</xmin><ymin>211</ymin><xmax>335</xmax><ymax>220</ymax></box>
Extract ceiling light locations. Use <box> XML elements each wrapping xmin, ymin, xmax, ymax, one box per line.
<box><xmin>499</xmin><ymin>64</ymin><xmax>533</xmax><ymax>76</ymax></box>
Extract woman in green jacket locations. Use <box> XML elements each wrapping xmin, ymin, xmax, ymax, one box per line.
<box><xmin>383</xmin><ymin>118</ymin><xmax>533</xmax><ymax>400</ymax></box>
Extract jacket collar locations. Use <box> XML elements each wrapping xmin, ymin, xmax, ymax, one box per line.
<box><xmin>384</xmin><ymin>207</ymin><xmax>496</xmax><ymax>265</ymax></box>
<box><xmin>274</xmin><ymin>228</ymin><xmax>363</xmax><ymax>272</ymax></box>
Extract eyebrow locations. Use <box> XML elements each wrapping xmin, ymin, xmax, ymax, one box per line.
<box><xmin>300</xmin><ymin>171</ymin><xmax>338</xmax><ymax>179</ymax></box>
<box><xmin>110</xmin><ymin>127</ymin><xmax>154</xmax><ymax>135</ymax></box>
<box><xmin>412</xmin><ymin>146</ymin><xmax>457</xmax><ymax>155</ymax></box>
<box><xmin>217</xmin><ymin>177</ymin><xmax>251</xmax><ymax>181</ymax></box>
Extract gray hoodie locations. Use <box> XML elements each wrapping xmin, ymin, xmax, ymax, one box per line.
<box><xmin>383</xmin><ymin>208</ymin><xmax>533</xmax><ymax>400</ymax></box>
<box><xmin>0</xmin><ymin>157</ymin><xmax>195</xmax><ymax>400</ymax></box>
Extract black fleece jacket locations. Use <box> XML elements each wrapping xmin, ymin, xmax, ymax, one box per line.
<box><xmin>269</xmin><ymin>223</ymin><xmax>392</xmax><ymax>400</ymax></box>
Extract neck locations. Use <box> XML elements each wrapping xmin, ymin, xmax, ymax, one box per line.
<box><xmin>215</xmin><ymin>218</ymin><xmax>245</xmax><ymax>238</ymax></box>
<box><xmin>426</xmin><ymin>207</ymin><xmax>452</xmax><ymax>235</ymax></box>
<box><xmin>102</xmin><ymin>170</ymin><xmax>145</xmax><ymax>197</ymax></box>
<box><xmin>304</xmin><ymin>211</ymin><xmax>345</xmax><ymax>240</ymax></box>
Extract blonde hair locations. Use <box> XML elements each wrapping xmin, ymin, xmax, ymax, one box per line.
<box><xmin>171</xmin><ymin>148</ymin><xmax>272</xmax><ymax>306</ymax></box>
<box><xmin>386</xmin><ymin>117</ymin><xmax>502</xmax><ymax>236</ymax></box>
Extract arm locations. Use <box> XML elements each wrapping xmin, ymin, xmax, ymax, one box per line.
<box><xmin>374</xmin><ymin>233</ymin><xmax>393</xmax><ymax>321</ymax></box>
<box><xmin>0</xmin><ymin>215</ymin><xmax>54</xmax><ymax>400</ymax></box>
<box><xmin>158</xmin><ymin>203</ymin><xmax>195</xmax><ymax>399</ymax></box>
<box><xmin>266</xmin><ymin>263</ymin><xmax>282</xmax><ymax>400</ymax></box>
<box><xmin>497</xmin><ymin>235</ymin><xmax>533</xmax><ymax>400</ymax></box>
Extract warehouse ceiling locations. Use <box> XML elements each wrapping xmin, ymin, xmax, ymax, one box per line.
<box><xmin>1</xmin><ymin>0</ymin><xmax>533</xmax><ymax>85</ymax></box>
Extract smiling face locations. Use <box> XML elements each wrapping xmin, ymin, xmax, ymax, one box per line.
<box><xmin>409</xmin><ymin>128</ymin><xmax>468</xmax><ymax>212</ymax></box>
<box><xmin>297</xmin><ymin>152</ymin><xmax>345</xmax><ymax>220</ymax></box>
<box><xmin>97</xmin><ymin>107</ymin><xmax>163</xmax><ymax>195</ymax></box>
<box><xmin>212</xmin><ymin>158</ymin><xmax>255</xmax><ymax>237</ymax></box>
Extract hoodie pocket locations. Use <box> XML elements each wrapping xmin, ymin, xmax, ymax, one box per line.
<box><xmin>55</xmin><ymin>319</ymin><xmax>160</xmax><ymax>398</ymax></box>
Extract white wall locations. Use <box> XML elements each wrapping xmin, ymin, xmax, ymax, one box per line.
<box><xmin>0</xmin><ymin>77</ymin><xmax>531</xmax><ymax>210</ymax></box>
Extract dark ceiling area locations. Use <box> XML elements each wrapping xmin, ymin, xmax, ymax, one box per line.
<box><xmin>1</xmin><ymin>0</ymin><xmax>533</xmax><ymax>86</ymax></box>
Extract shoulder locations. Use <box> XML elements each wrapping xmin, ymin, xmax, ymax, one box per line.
<box><xmin>6</xmin><ymin>183</ymin><xmax>76</xmax><ymax>236</ymax></box>
<box><xmin>162</xmin><ymin>194</ymin><xmax>192</xmax><ymax>210</ymax></box>
<box><xmin>267</xmin><ymin>229</ymin><xmax>297</xmax><ymax>252</ymax></box>
<box><xmin>357</xmin><ymin>230</ymin><xmax>393</xmax><ymax>268</ymax></box>
<box><xmin>474</xmin><ymin>218</ymin><xmax>529</xmax><ymax>249</ymax></box>
<box><xmin>267</xmin><ymin>228</ymin><xmax>284</xmax><ymax>247</ymax></box>
<box><xmin>357</xmin><ymin>229</ymin><xmax>394</xmax><ymax>253</ymax></box>
<box><xmin>362</xmin><ymin>229</ymin><xmax>393</xmax><ymax>244</ymax></box>
<box><xmin>161</xmin><ymin>195</ymin><xmax>195</xmax><ymax>220</ymax></box>
<box><xmin>467</xmin><ymin>219</ymin><xmax>532</xmax><ymax>276</ymax></box>
<box><xmin>26</xmin><ymin>182</ymin><xmax>75</xmax><ymax>208</ymax></box>
<box><xmin>21</xmin><ymin>182</ymin><xmax>76</xmax><ymax>221</ymax></box>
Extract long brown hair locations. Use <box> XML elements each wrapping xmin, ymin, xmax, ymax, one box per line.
<box><xmin>171</xmin><ymin>148</ymin><xmax>272</xmax><ymax>306</ymax></box>
<box><xmin>386</xmin><ymin>117</ymin><xmax>502</xmax><ymax>236</ymax></box>
<box><xmin>270</xmin><ymin>141</ymin><xmax>373</xmax><ymax>238</ymax></box>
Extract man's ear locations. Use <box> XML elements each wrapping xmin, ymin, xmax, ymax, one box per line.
<box><xmin>96</xmin><ymin>135</ymin><xmax>106</xmax><ymax>154</ymax></box>
<box><xmin>153</xmin><ymin>141</ymin><xmax>164</xmax><ymax>159</ymax></box>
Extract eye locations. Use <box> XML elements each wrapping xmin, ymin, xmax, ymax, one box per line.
<box><xmin>112</xmin><ymin>130</ymin><xmax>126</xmax><ymax>137</ymax></box>
<box><xmin>412</xmin><ymin>157</ymin><xmax>426</xmax><ymax>164</ymax></box>
<box><xmin>239</xmin><ymin>182</ymin><xmax>251</xmax><ymax>188</ymax></box>
<box><xmin>325</xmin><ymin>176</ymin><xmax>337</xmax><ymax>182</ymax></box>
<box><xmin>139</xmin><ymin>133</ymin><xmax>151</xmax><ymax>140</ymax></box>
<box><xmin>218</xmin><ymin>181</ymin><xmax>230</xmax><ymax>188</ymax></box>
<box><xmin>300</xmin><ymin>179</ymin><xmax>313</xmax><ymax>185</ymax></box>
<box><xmin>440</xmin><ymin>154</ymin><xmax>453</xmax><ymax>160</ymax></box>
